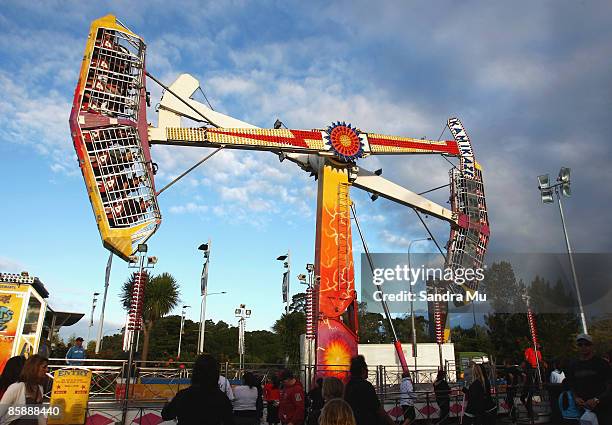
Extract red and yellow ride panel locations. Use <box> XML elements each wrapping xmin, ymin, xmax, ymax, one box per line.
<box><xmin>70</xmin><ymin>15</ymin><xmax>160</xmax><ymax>260</ymax></box>
<box><xmin>314</xmin><ymin>161</ymin><xmax>359</xmax><ymax>379</ymax></box>
<box><xmin>164</xmin><ymin>127</ymin><xmax>326</xmax><ymax>152</ymax></box>
<box><xmin>367</xmin><ymin>134</ymin><xmax>459</xmax><ymax>155</ymax></box>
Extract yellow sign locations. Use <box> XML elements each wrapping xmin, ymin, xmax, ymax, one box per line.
<box><xmin>49</xmin><ymin>369</ymin><xmax>92</xmax><ymax>425</ymax></box>
<box><xmin>0</xmin><ymin>285</ymin><xmax>27</xmax><ymax>371</ymax></box>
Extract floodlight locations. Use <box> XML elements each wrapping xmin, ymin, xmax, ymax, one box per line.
<box><xmin>137</xmin><ymin>244</ymin><xmax>148</xmax><ymax>253</ymax></box>
<box><xmin>274</xmin><ymin>119</ymin><xmax>284</xmax><ymax>129</ymax></box>
<box><xmin>240</xmin><ymin>304</ymin><xmax>246</xmax><ymax>309</ymax></box>
<box><xmin>277</xmin><ymin>254</ymin><xmax>288</xmax><ymax>261</ymax></box>
<box><xmin>198</xmin><ymin>243</ymin><xmax>209</xmax><ymax>251</ymax></box>
<box><xmin>246</xmin><ymin>309</ymin><xmax>252</xmax><ymax>316</ymax></box>
<box><xmin>128</xmin><ymin>255</ymin><xmax>138</xmax><ymax>264</ymax></box>
<box><xmin>374</xmin><ymin>168</ymin><xmax>383</xmax><ymax>176</ymax></box>
<box><xmin>94</xmin><ymin>292</ymin><xmax>100</xmax><ymax>296</ymax></box>
<box><xmin>371</xmin><ymin>194</ymin><xmax>379</xmax><ymax>202</ymax></box>
<box><xmin>537</xmin><ymin>174</ymin><xmax>550</xmax><ymax>189</ymax></box>
<box><xmin>147</xmin><ymin>256</ymin><xmax>158</xmax><ymax>265</ymax></box>
<box><xmin>297</xmin><ymin>274</ymin><xmax>307</xmax><ymax>283</ymax></box>
<box><xmin>541</xmin><ymin>188</ymin><xmax>554</xmax><ymax>204</ymax></box>
<box><xmin>235</xmin><ymin>308</ymin><xmax>241</xmax><ymax>315</ymax></box>
<box><xmin>559</xmin><ymin>167</ymin><xmax>571</xmax><ymax>197</ymax></box>
<box><xmin>306</xmin><ymin>264</ymin><xmax>314</xmax><ymax>272</ymax></box>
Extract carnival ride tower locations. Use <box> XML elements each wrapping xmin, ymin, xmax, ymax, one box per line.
<box><xmin>70</xmin><ymin>15</ymin><xmax>490</xmax><ymax>376</ymax></box>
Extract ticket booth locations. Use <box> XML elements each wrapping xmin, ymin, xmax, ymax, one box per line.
<box><xmin>0</xmin><ymin>272</ymin><xmax>49</xmax><ymax>371</ymax></box>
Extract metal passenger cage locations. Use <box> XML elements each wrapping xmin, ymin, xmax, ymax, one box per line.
<box><xmin>70</xmin><ymin>15</ymin><xmax>160</xmax><ymax>261</ymax></box>
<box><xmin>447</xmin><ymin>165</ymin><xmax>489</xmax><ymax>299</ymax></box>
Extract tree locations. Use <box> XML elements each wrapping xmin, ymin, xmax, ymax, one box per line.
<box><xmin>289</xmin><ymin>292</ymin><xmax>307</xmax><ymax>314</ymax></box>
<box><xmin>121</xmin><ymin>272</ymin><xmax>180</xmax><ymax>361</ymax></box>
<box><xmin>273</xmin><ymin>311</ymin><xmax>305</xmax><ymax>365</ymax></box>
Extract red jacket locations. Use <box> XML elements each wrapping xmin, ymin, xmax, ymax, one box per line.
<box><xmin>524</xmin><ymin>347</ymin><xmax>542</xmax><ymax>369</ymax></box>
<box><xmin>279</xmin><ymin>380</ymin><xmax>305</xmax><ymax>425</ymax></box>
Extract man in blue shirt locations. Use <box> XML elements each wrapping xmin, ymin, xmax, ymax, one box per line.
<box><xmin>66</xmin><ymin>337</ymin><xmax>86</xmax><ymax>365</ymax></box>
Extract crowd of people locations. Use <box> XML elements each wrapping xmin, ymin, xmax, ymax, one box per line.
<box><xmin>499</xmin><ymin>334</ymin><xmax>612</xmax><ymax>424</ymax></box>
<box><xmin>0</xmin><ymin>333</ymin><xmax>610</xmax><ymax>425</ymax></box>
<box><xmin>161</xmin><ymin>354</ymin><xmax>406</xmax><ymax>425</ymax></box>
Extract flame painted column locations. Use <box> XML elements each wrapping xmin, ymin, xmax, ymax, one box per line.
<box><xmin>314</xmin><ymin>159</ymin><xmax>359</xmax><ymax>379</ymax></box>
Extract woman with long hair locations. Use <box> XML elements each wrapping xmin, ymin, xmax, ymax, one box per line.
<box><xmin>322</xmin><ymin>377</ymin><xmax>344</xmax><ymax>402</ymax></box>
<box><xmin>462</xmin><ymin>363</ymin><xmax>486</xmax><ymax>425</ymax></box>
<box><xmin>433</xmin><ymin>369</ymin><xmax>451</xmax><ymax>425</ymax></box>
<box><xmin>319</xmin><ymin>398</ymin><xmax>356</xmax><ymax>425</ymax></box>
<box><xmin>0</xmin><ymin>357</ymin><xmax>25</xmax><ymax>399</ymax></box>
<box><xmin>0</xmin><ymin>355</ymin><xmax>48</xmax><ymax>425</ymax></box>
<box><xmin>233</xmin><ymin>371</ymin><xmax>263</xmax><ymax>425</ymax></box>
<box><xmin>161</xmin><ymin>354</ymin><xmax>234</xmax><ymax>424</ymax></box>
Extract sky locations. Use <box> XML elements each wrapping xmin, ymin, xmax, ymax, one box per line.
<box><xmin>1</xmin><ymin>1</ymin><xmax>611</xmax><ymax>342</ymax></box>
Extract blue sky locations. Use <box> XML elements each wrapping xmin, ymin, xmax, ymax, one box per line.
<box><xmin>1</xmin><ymin>1</ymin><xmax>612</xmax><ymax>341</ymax></box>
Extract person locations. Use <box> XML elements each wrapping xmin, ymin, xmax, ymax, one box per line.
<box><xmin>0</xmin><ymin>356</ymin><xmax>25</xmax><ymax>399</ymax></box>
<box><xmin>220</xmin><ymin>372</ymin><xmax>235</xmax><ymax>402</ymax></box>
<box><xmin>559</xmin><ymin>380</ymin><xmax>581</xmax><ymax>424</ymax></box>
<box><xmin>322</xmin><ymin>377</ymin><xmax>344</xmax><ymax>402</ymax></box>
<box><xmin>524</xmin><ymin>343</ymin><xmax>544</xmax><ymax>370</ymax></box>
<box><xmin>37</xmin><ymin>337</ymin><xmax>49</xmax><ymax>359</ymax></box>
<box><xmin>399</xmin><ymin>371</ymin><xmax>415</xmax><ymax>425</ymax></box>
<box><xmin>478</xmin><ymin>364</ymin><xmax>497</xmax><ymax>425</ymax></box>
<box><xmin>232</xmin><ymin>372</ymin><xmax>262</xmax><ymax>425</ymax></box>
<box><xmin>305</xmin><ymin>378</ymin><xmax>324</xmax><ymax>425</ymax></box>
<box><xmin>264</xmin><ymin>375</ymin><xmax>280</xmax><ymax>425</ymax></box>
<box><xmin>66</xmin><ymin>337</ymin><xmax>86</xmax><ymax>365</ymax></box>
<box><xmin>519</xmin><ymin>360</ymin><xmax>534</xmax><ymax>421</ymax></box>
<box><xmin>433</xmin><ymin>370</ymin><xmax>450</xmax><ymax>425</ymax></box>
<box><xmin>318</xmin><ymin>398</ymin><xmax>356</xmax><ymax>425</ymax></box>
<box><xmin>565</xmin><ymin>334</ymin><xmax>612</xmax><ymax>424</ymax></box>
<box><xmin>549</xmin><ymin>359</ymin><xmax>566</xmax><ymax>423</ymax></box>
<box><xmin>503</xmin><ymin>359</ymin><xmax>521</xmax><ymax>424</ymax></box>
<box><xmin>161</xmin><ymin>354</ymin><xmax>234</xmax><ymax>425</ymax></box>
<box><xmin>344</xmin><ymin>355</ymin><xmax>394</xmax><ymax>425</ymax></box>
<box><xmin>278</xmin><ymin>369</ymin><xmax>305</xmax><ymax>425</ymax></box>
<box><xmin>462</xmin><ymin>363</ymin><xmax>487</xmax><ymax>424</ymax></box>
<box><xmin>0</xmin><ymin>355</ymin><xmax>48</xmax><ymax>425</ymax></box>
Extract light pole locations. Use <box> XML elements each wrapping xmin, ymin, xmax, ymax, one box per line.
<box><xmin>538</xmin><ymin>167</ymin><xmax>588</xmax><ymax>334</ymax></box>
<box><xmin>95</xmin><ymin>252</ymin><xmax>113</xmax><ymax>354</ymax></box>
<box><xmin>87</xmin><ymin>292</ymin><xmax>100</xmax><ymax>345</ymax></box>
<box><xmin>235</xmin><ymin>304</ymin><xmax>251</xmax><ymax>372</ymax></box>
<box><xmin>122</xmin><ymin>244</ymin><xmax>157</xmax><ymax>425</ymax></box>
<box><xmin>299</xmin><ymin>263</ymin><xmax>316</xmax><ymax>385</ymax></box>
<box><xmin>407</xmin><ymin>237</ymin><xmax>431</xmax><ymax>373</ymax></box>
<box><xmin>197</xmin><ymin>290</ymin><xmax>227</xmax><ymax>354</ymax></box>
<box><xmin>198</xmin><ymin>240</ymin><xmax>211</xmax><ymax>354</ymax></box>
<box><xmin>277</xmin><ymin>251</ymin><xmax>291</xmax><ymax>313</ymax></box>
<box><xmin>177</xmin><ymin>305</ymin><xmax>191</xmax><ymax>358</ymax></box>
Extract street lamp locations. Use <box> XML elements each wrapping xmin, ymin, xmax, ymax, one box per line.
<box><xmin>235</xmin><ymin>304</ymin><xmax>252</xmax><ymax>372</ymax></box>
<box><xmin>277</xmin><ymin>252</ymin><xmax>291</xmax><ymax>313</ymax></box>
<box><xmin>177</xmin><ymin>305</ymin><xmax>191</xmax><ymax>358</ymax></box>
<box><xmin>198</xmin><ymin>240</ymin><xmax>211</xmax><ymax>354</ymax></box>
<box><xmin>407</xmin><ymin>237</ymin><xmax>432</xmax><ymax>372</ymax></box>
<box><xmin>537</xmin><ymin>167</ymin><xmax>588</xmax><ymax>334</ymax></box>
<box><xmin>87</xmin><ymin>292</ymin><xmax>100</xmax><ymax>345</ymax></box>
<box><xmin>122</xmin><ymin>243</ymin><xmax>156</xmax><ymax>425</ymax></box>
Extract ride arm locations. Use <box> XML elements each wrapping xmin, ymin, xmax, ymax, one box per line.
<box><xmin>352</xmin><ymin>167</ymin><xmax>456</xmax><ymax>225</ymax></box>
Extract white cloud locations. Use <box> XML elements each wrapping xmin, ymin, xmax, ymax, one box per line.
<box><xmin>0</xmin><ymin>257</ymin><xmax>27</xmax><ymax>273</ymax></box>
<box><xmin>168</xmin><ymin>203</ymin><xmax>209</xmax><ymax>214</ymax></box>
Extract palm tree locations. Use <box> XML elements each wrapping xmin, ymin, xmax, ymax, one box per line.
<box><xmin>272</xmin><ymin>311</ymin><xmax>305</xmax><ymax>365</ymax></box>
<box><xmin>121</xmin><ymin>272</ymin><xmax>180</xmax><ymax>361</ymax></box>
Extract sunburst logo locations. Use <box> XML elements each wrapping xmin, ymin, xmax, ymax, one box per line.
<box><xmin>321</xmin><ymin>339</ymin><xmax>351</xmax><ymax>378</ymax></box>
<box><xmin>325</xmin><ymin>122</ymin><xmax>363</xmax><ymax>162</ymax></box>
